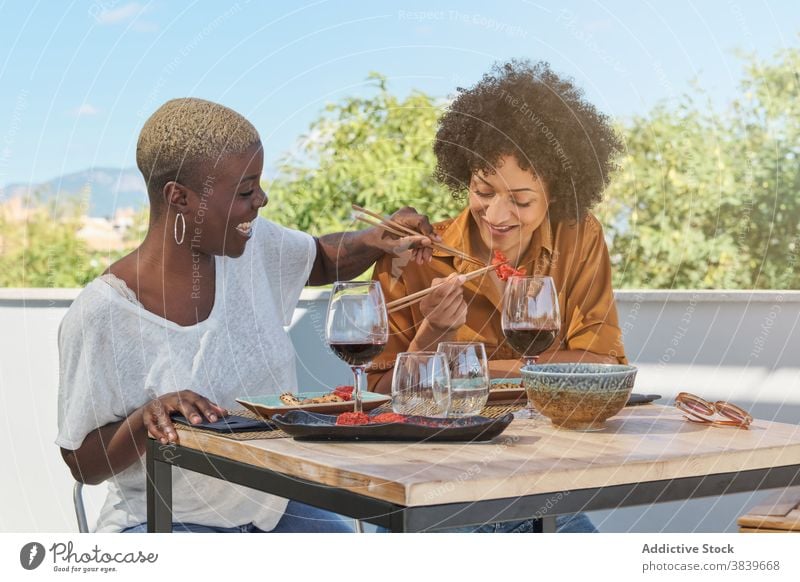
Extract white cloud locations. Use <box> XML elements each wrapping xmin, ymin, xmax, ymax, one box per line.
<box><xmin>95</xmin><ymin>2</ymin><xmax>146</xmax><ymax>25</ymax></box>
<box><xmin>72</xmin><ymin>104</ymin><xmax>101</xmax><ymax>117</ymax></box>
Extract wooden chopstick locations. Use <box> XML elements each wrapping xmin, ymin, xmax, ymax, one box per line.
<box><xmin>352</xmin><ymin>204</ymin><xmax>485</xmax><ymax>267</ymax></box>
<box><xmin>356</xmin><ymin>212</ymin><xmax>484</xmax><ymax>267</ymax></box>
<box><xmin>354</xmin><ymin>215</ymin><xmax>412</xmax><ymax>240</ymax></box>
<box><xmin>386</xmin><ymin>262</ymin><xmax>505</xmax><ymax>313</ymax></box>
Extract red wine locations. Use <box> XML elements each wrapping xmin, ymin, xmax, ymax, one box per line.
<box><xmin>329</xmin><ymin>342</ymin><xmax>386</xmax><ymax>366</ymax></box>
<box><xmin>503</xmin><ymin>327</ymin><xmax>557</xmax><ymax>358</ymax></box>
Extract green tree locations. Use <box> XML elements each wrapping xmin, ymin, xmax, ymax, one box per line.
<box><xmin>598</xmin><ymin>104</ymin><xmax>747</xmax><ymax>288</ymax></box>
<box><xmin>600</xmin><ymin>45</ymin><xmax>800</xmax><ymax>289</ymax></box>
<box><xmin>728</xmin><ymin>46</ymin><xmax>800</xmax><ymax>288</ymax></box>
<box><xmin>5</xmin><ymin>48</ymin><xmax>798</xmax><ymax>289</ymax></box>
<box><xmin>267</xmin><ymin>73</ymin><xmax>457</xmax><ymax>236</ymax></box>
<box><xmin>271</xmin><ymin>57</ymin><xmax>800</xmax><ymax>290</ymax></box>
<box><xmin>0</xmin><ymin>197</ymin><xmax>100</xmax><ymax>287</ymax></box>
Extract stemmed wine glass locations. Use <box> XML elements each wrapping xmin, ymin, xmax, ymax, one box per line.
<box><xmin>501</xmin><ymin>276</ymin><xmax>560</xmax><ymax>420</ymax></box>
<box><xmin>325</xmin><ymin>281</ymin><xmax>389</xmax><ymax>414</ymax></box>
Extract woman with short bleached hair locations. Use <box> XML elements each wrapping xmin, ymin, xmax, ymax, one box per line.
<box><xmin>56</xmin><ymin>98</ymin><xmax>438</xmax><ymax>533</ymax></box>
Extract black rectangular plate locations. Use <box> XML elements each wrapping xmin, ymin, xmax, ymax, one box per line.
<box><xmin>271</xmin><ymin>410</ymin><xmax>513</xmax><ymax>442</ymax></box>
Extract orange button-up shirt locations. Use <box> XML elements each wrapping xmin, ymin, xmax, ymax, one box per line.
<box><xmin>366</xmin><ymin>208</ymin><xmax>627</xmax><ymax>391</ymax></box>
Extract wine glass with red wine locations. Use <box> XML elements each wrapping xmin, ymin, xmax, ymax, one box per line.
<box><xmin>326</xmin><ymin>281</ymin><xmax>389</xmax><ymax>414</ymax></box>
<box><xmin>501</xmin><ymin>276</ymin><xmax>560</xmax><ymax>420</ymax></box>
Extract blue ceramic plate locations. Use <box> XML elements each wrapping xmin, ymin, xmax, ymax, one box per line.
<box><xmin>236</xmin><ymin>391</ymin><xmax>391</xmax><ymax>419</ymax></box>
<box><xmin>272</xmin><ymin>410</ymin><xmax>514</xmax><ymax>442</ymax></box>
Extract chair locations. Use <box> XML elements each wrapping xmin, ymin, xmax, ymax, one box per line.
<box><xmin>73</xmin><ymin>482</ymin><xmax>90</xmax><ymax>533</ymax></box>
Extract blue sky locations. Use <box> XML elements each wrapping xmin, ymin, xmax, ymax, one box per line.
<box><xmin>0</xmin><ymin>0</ymin><xmax>797</xmax><ymax>187</ymax></box>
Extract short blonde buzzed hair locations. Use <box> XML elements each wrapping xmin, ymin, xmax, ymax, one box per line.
<box><xmin>136</xmin><ymin>98</ymin><xmax>260</xmax><ymax>214</ymax></box>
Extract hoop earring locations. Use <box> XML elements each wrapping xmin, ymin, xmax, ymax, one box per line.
<box><xmin>174</xmin><ymin>213</ymin><xmax>186</xmax><ymax>245</ymax></box>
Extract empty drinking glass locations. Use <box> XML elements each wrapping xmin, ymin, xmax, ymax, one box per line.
<box><xmin>391</xmin><ymin>352</ymin><xmax>450</xmax><ymax>417</ymax></box>
<box><xmin>437</xmin><ymin>342</ymin><xmax>489</xmax><ymax>417</ymax></box>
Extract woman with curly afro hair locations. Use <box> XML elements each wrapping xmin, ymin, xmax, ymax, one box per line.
<box><xmin>368</xmin><ymin>62</ymin><xmax>627</xmax><ymax>533</ymax></box>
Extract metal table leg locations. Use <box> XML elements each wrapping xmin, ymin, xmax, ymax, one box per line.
<box><xmin>146</xmin><ymin>439</ymin><xmax>174</xmax><ymax>532</ymax></box>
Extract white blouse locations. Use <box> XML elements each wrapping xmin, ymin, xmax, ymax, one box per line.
<box><xmin>56</xmin><ymin>217</ymin><xmax>315</xmax><ymax>532</ymax></box>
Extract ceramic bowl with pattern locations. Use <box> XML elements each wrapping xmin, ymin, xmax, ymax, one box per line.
<box><xmin>520</xmin><ymin>363</ymin><xmax>638</xmax><ymax>431</ymax></box>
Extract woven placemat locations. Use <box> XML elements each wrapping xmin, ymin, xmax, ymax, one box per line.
<box><xmin>174</xmin><ymin>408</ymin><xmax>291</xmax><ymax>441</ymax></box>
<box><xmin>174</xmin><ymin>402</ymin><xmax>528</xmax><ymax>442</ymax></box>
<box><xmin>481</xmin><ymin>402</ymin><xmax>526</xmax><ymax>418</ymax></box>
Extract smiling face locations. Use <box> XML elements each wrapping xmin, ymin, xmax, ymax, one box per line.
<box><xmin>468</xmin><ymin>154</ymin><xmax>550</xmax><ymax>259</ymax></box>
<box><xmin>182</xmin><ymin>142</ymin><xmax>267</xmax><ymax>258</ymax></box>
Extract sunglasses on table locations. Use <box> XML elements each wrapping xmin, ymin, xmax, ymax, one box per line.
<box><xmin>674</xmin><ymin>392</ymin><xmax>753</xmax><ymax>429</ymax></box>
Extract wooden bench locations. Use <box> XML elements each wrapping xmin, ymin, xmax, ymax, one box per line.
<box><xmin>738</xmin><ymin>487</ymin><xmax>800</xmax><ymax>532</ymax></box>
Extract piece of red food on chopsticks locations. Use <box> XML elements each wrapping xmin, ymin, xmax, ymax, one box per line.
<box><xmin>492</xmin><ymin>250</ymin><xmax>527</xmax><ymax>281</ymax></box>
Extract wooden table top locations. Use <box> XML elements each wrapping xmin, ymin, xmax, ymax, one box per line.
<box><xmin>174</xmin><ymin>405</ymin><xmax>800</xmax><ymax>507</ymax></box>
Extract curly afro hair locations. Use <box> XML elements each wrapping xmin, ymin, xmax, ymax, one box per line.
<box><xmin>434</xmin><ymin>59</ymin><xmax>622</xmax><ymax>223</ymax></box>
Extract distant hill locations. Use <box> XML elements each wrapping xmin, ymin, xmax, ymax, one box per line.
<box><xmin>0</xmin><ymin>168</ymin><xmax>148</xmax><ymax>218</ymax></box>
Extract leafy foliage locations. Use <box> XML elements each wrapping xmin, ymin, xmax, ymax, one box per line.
<box><xmin>4</xmin><ymin>48</ymin><xmax>799</xmax><ymax>289</ymax></box>
<box><xmin>0</xmin><ymin>196</ymin><xmax>144</xmax><ymax>287</ymax></box>
<box><xmin>267</xmin><ymin>73</ymin><xmax>458</xmax><ymax>236</ymax></box>
<box><xmin>597</xmin><ymin>105</ymin><xmax>748</xmax><ymax>288</ymax></box>
<box><xmin>271</xmin><ymin>52</ymin><xmax>800</xmax><ymax>290</ymax></box>
<box><xmin>599</xmin><ymin>45</ymin><xmax>800</xmax><ymax>289</ymax></box>
<box><xmin>0</xmin><ymin>198</ymin><xmax>95</xmax><ymax>287</ymax></box>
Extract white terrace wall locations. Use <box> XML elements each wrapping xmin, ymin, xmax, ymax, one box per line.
<box><xmin>1</xmin><ymin>289</ymin><xmax>798</xmax><ymax>532</ymax></box>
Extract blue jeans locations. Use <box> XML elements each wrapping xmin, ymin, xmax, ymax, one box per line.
<box><xmin>373</xmin><ymin>512</ymin><xmax>597</xmax><ymax>533</ymax></box>
<box><xmin>442</xmin><ymin>513</ymin><xmax>597</xmax><ymax>533</ymax></box>
<box><xmin>120</xmin><ymin>500</ymin><xmax>354</xmax><ymax>533</ymax></box>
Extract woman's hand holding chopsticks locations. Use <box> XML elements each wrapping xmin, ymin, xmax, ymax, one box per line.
<box><xmin>353</xmin><ymin>204</ymin><xmax>487</xmax><ymax>267</ymax></box>
<box><xmin>402</xmin><ymin>273</ymin><xmax>468</xmax><ymax>352</ymax></box>
<box><xmin>363</xmin><ymin>206</ymin><xmax>442</xmax><ymax>265</ymax></box>
<box><xmin>418</xmin><ymin>273</ymin><xmax>468</xmax><ymax>333</ymax></box>
<box><xmin>309</xmin><ymin>206</ymin><xmax>440</xmax><ymax>285</ymax></box>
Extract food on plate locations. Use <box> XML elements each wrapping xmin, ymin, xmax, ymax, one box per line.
<box><xmin>279</xmin><ymin>393</ymin><xmax>302</xmax><ymax>405</ymax></box>
<box><xmin>335</xmin><ymin>412</ymin><xmax>372</xmax><ymax>425</ymax></box>
<box><xmin>369</xmin><ymin>412</ymin><xmax>407</xmax><ymax>424</ymax></box>
<box><xmin>492</xmin><ymin>250</ymin><xmax>527</xmax><ymax>281</ymax></box>
<box><xmin>335</xmin><ymin>411</ymin><xmax>409</xmax><ymax>426</ymax></box>
<box><xmin>280</xmin><ymin>390</ymin><xmax>352</xmax><ymax>406</ymax></box>
<box><xmin>332</xmin><ymin>385</ymin><xmax>354</xmax><ymax>400</ymax></box>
